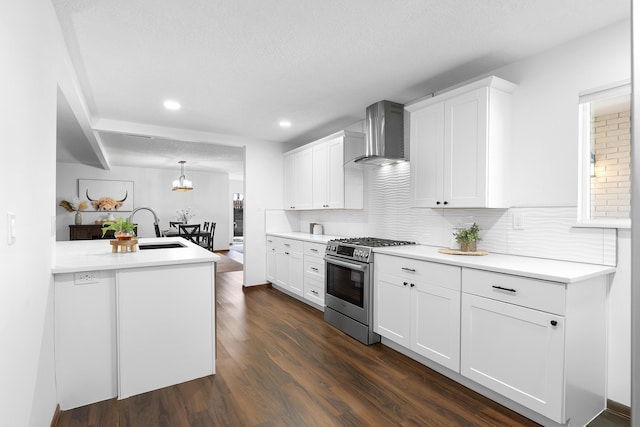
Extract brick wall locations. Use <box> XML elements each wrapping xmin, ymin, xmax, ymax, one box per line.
<box><xmin>591</xmin><ymin>110</ymin><xmax>631</xmax><ymax>219</ymax></box>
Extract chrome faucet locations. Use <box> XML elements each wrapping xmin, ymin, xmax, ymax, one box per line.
<box><xmin>128</xmin><ymin>207</ymin><xmax>162</xmax><ymax>237</ymax></box>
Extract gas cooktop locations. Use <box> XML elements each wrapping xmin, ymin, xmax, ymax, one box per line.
<box><xmin>326</xmin><ymin>237</ymin><xmax>416</xmax><ymax>264</ymax></box>
<box><xmin>329</xmin><ymin>237</ymin><xmax>416</xmax><ymax>248</ymax></box>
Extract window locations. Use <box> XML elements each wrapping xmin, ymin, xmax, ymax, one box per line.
<box><xmin>578</xmin><ymin>82</ymin><xmax>631</xmax><ymax>227</ymax></box>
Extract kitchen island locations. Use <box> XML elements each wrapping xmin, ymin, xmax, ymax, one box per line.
<box><xmin>52</xmin><ymin>237</ymin><xmax>219</xmax><ymax>410</ymax></box>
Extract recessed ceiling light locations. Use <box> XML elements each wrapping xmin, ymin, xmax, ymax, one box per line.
<box><xmin>279</xmin><ymin>120</ymin><xmax>292</xmax><ymax>128</ymax></box>
<box><xmin>163</xmin><ymin>100</ymin><xmax>181</xmax><ymax>110</ymax></box>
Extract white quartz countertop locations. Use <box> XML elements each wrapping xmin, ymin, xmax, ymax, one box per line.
<box><xmin>373</xmin><ymin>245</ymin><xmax>616</xmax><ymax>283</ymax></box>
<box><xmin>266</xmin><ymin>231</ymin><xmax>344</xmax><ymax>244</ymax></box>
<box><xmin>52</xmin><ymin>237</ymin><xmax>219</xmax><ymax>274</ymax></box>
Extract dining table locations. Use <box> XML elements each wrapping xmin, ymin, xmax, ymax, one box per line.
<box><xmin>162</xmin><ymin>224</ymin><xmax>210</xmax><ymax>241</ymax></box>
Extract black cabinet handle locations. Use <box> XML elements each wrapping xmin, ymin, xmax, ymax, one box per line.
<box><xmin>310</xmin><ymin>248</ymin><xmax>318</xmax><ymax>252</ymax></box>
<box><xmin>284</xmin><ymin>251</ymin><xmax>289</xmax><ymax>255</ymax></box>
<box><xmin>550</xmin><ymin>320</ymin><xmax>558</xmax><ymax>326</ymax></box>
<box><xmin>403</xmin><ymin>281</ymin><xmax>408</xmax><ymax>286</ymax></box>
<box><xmin>443</xmin><ymin>201</ymin><xmax>449</xmax><ymax>205</ymax></box>
<box><xmin>311</xmin><ymin>267</ymin><xmax>319</xmax><ymax>271</ymax></box>
<box><xmin>492</xmin><ymin>285</ymin><xmax>517</xmax><ymax>293</ymax></box>
<box><xmin>410</xmin><ymin>283</ymin><xmax>415</xmax><ymax>287</ymax></box>
<box><xmin>436</xmin><ymin>201</ymin><xmax>441</xmax><ymax>205</ymax></box>
<box><xmin>402</xmin><ymin>267</ymin><xmax>416</xmax><ymax>272</ymax></box>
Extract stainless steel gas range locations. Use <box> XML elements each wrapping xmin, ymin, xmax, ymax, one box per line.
<box><xmin>324</xmin><ymin>237</ymin><xmax>416</xmax><ymax>345</ymax></box>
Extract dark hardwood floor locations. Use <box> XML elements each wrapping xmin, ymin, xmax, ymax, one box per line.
<box><xmin>57</xmin><ymin>271</ymin><xmax>625</xmax><ymax>426</ymax></box>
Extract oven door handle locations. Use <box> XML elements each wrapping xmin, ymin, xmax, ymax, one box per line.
<box><xmin>324</xmin><ymin>256</ymin><xmax>368</xmax><ymax>272</ymax></box>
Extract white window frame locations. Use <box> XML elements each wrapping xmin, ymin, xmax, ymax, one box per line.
<box><xmin>576</xmin><ymin>80</ymin><xmax>631</xmax><ymax>229</ymax></box>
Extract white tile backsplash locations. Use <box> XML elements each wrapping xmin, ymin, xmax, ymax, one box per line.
<box><xmin>275</xmin><ymin>162</ymin><xmax>616</xmax><ymax>266</ymax></box>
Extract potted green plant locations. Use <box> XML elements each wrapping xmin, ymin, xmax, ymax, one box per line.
<box><xmin>453</xmin><ymin>222</ymin><xmax>482</xmax><ymax>252</ymax></box>
<box><xmin>101</xmin><ymin>216</ymin><xmax>136</xmax><ymax>240</ymax></box>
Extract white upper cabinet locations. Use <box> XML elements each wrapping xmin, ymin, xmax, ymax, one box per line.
<box><xmin>285</xmin><ymin>130</ymin><xmax>364</xmax><ymax>210</ymax></box>
<box><xmin>407</xmin><ymin>76</ymin><xmax>516</xmax><ymax>208</ymax></box>
<box><xmin>283</xmin><ymin>147</ymin><xmax>313</xmax><ymax>210</ymax></box>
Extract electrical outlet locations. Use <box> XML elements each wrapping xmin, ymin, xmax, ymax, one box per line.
<box><xmin>74</xmin><ymin>271</ymin><xmax>99</xmax><ymax>285</ymax></box>
<box><xmin>7</xmin><ymin>212</ymin><xmax>16</xmax><ymax>245</ymax></box>
<box><xmin>513</xmin><ymin>214</ymin><xmax>525</xmax><ymax>230</ymax></box>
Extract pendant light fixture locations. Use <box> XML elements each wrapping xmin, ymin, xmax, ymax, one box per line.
<box><xmin>172</xmin><ymin>160</ymin><xmax>193</xmax><ymax>192</ymax></box>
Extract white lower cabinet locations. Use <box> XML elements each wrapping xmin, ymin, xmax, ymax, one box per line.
<box><xmin>266</xmin><ymin>237</ymin><xmax>276</xmax><ymax>283</ymax></box>
<box><xmin>374</xmin><ymin>254</ymin><xmax>461</xmax><ymax>372</ymax></box>
<box><xmin>303</xmin><ymin>242</ymin><xmax>326</xmax><ymax>307</ymax></box>
<box><xmin>269</xmin><ymin>237</ymin><xmax>304</xmax><ymax>297</ymax></box>
<box><xmin>461</xmin><ymin>293</ymin><xmax>564</xmax><ymax>421</ymax></box>
<box><xmin>460</xmin><ymin>268</ymin><xmax>607</xmax><ymax>426</ymax></box>
<box><xmin>266</xmin><ymin>236</ymin><xmax>326</xmax><ymax>309</ymax></box>
<box><xmin>374</xmin><ymin>254</ymin><xmax>608</xmax><ymax>426</ymax></box>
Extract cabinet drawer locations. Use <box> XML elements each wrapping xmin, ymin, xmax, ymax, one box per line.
<box><xmin>375</xmin><ymin>254</ymin><xmax>461</xmax><ymax>291</ymax></box>
<box><xmin>304</xmin><ymin>277</ymin><xmax>325</xmax><ymax>306</ymax></box>
<box><xmin>462</xmin><ymin>269</ymin><xmax>566</xmax><ymax>315</ymax></box>
<box><xmin>304</xmin><ymin>241</ymin><xmax>326</xmax><ymax>258</ymax></box>
<box><xmin>276</xmin><ymin>238</ymin><xmax>303</xmax><ymax>253</ymax></box>
<box><xmin>304</xmin><ymin>257</ymin><xmax>324</xmax><ymax>280</ymax></box>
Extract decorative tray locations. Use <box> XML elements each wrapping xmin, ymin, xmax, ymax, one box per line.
<box><xmin>439</xmin><ymin>248</ymin><xmax>488</xmax><ymax>256</ymax></box>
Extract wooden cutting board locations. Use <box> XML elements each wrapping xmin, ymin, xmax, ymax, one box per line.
<box><xmin>439</xmin><ymin>248</ymin><xmax>488</xmax><ymax>256</ymax></box>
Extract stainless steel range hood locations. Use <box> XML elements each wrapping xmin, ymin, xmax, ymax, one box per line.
<box><xmin>354</xmin><ymin>100</ymin><xmax>405</xmax><ymax>165</ymax></box>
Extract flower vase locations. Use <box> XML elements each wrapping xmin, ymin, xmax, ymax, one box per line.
<box><xmin>460</xmin><ymin>241</ymin><xmax>476</xmax><ymax>252</ymax></box>
<box><xmin>115</xmin><ymin>231</ymin><xmax>133</xmax><ymax>241</ymax></box>
<box><xmin>74</xmin><ymin>212</ymin><xmax>82</xmax><ymax>225</ymax></box>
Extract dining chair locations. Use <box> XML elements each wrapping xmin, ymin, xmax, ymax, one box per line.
<box><xmin>178</xmin><ymin>224</ymin><xmax>201</xmax><ymax>244</ymax></box>
<box><xmin>169</xmin><ymin>221</ymin><xmax>184</xmax><ymax>228</ymax></box>
<box><xmin>199</xmin><ymin>222</ymin><xmax>216</xmax><ymax>251</ymax></box>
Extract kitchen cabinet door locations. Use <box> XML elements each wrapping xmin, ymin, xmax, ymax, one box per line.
<box><xmin>312</xmin><ymin>140</ymin><xmax>329</xmax><ymax>209</ymax></box>
<box><xmin>460</xmin><ymin>293</ymin><xmax>565</xmax><ymax>422</ymax></box>
<box><xmin>283</xmin><ymin>148</ymin><xmax>312</xmax><ymax>210</ymax></box>
<box><xmin>409</xmin><ymin>102</ymin><xmax>445</xmax><ymax>207</ymax></box>
<box><xmin>275</xmin><ymin>239</ymin><xmax>304</xmax><ymax>297</ymax></box>
<box><xmin>326</xmin><ymin>137</ymin><xmax>345</xmax><ymax>208</ymax></box>
<box><xmin>275</xmin><ymin>248</ymin><xmax>290</xmax><ymax>288</ymax></box>
<box><xmin>374</xmin><ymin>272</ymin><xmax>411</xmax><ymax>347</ymax></box>
<box><xmin>443</xmin><ymin>87</ymin><xmax>488</xmax><ymax>207</ymax></box>
<box><xmin>283</xmin><ymin>153</ymin><xmax>296</xmax><ymax>209</ymax></box>
<box><xmin>411</xmin><ymin>282</ymin><xmax>460</xmax><ymax>372</ymax></box>
<box><xmin>313</xmin><ymin>136</ymin><xmax>350</xmax><ymax>209</ymax></box>
<box><xmin>288</xmin><ymin>249</ymin><xmax>304</xmax><ymax>297</ymax></box>
<box><xmin>295</xmin><ymin>149</ymin><xmax>313</xmax><ymax>210</ymax></box>
<box><xmin>266</xmin><ymin>238</ymin><xmax>277</xmax><ymax>283</ymax></box>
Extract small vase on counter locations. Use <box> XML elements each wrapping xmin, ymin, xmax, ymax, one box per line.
<box><xmin>74</xmin><ymin>212</ymin><xmax>82</xmax><ymax>225</ymax></box>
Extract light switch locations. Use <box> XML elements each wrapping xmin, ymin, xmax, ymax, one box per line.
<box><xmin>7</xmin><ymin>212</ymin><xmax>16</xmax><ymax>244</ymax></box>
<box><xmin>513</xmin><ymin>214</ymin><xmax>525</xmax><ymax>230</ymax></box>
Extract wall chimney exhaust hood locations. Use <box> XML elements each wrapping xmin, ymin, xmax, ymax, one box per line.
<box><xmin>354</xmin><ymin>100</ymin><xmax>405</xmax><ymax>165</ymax></box>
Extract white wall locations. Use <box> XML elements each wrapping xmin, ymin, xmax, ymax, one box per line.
<box><xmin>0</xmin><ymin>0</ymin><xmax>85</xmax><ymax>425</ymax></box>
<box><xmin>497</xmin><ymin>21</ymin><xmax>631</xmax><ymax>207</ymax></box>
<box><xmin>56</xmin><ymin>163</ymin><xmax>231</xmax><ymax>250</ymax></box>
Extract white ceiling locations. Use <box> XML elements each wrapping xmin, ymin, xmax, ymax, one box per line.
<box><xmin>53</xmin><ymin>0</ymin><xmax>630</xmax><ymax>180</ymax></box>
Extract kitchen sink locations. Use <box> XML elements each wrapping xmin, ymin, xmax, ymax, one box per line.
<box><xmin>138</xmin><ymin>242</ymin><xmax>187</xmax><ymax>250</ymax></box>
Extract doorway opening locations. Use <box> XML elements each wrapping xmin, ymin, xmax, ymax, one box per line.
<box><xmin>228</xmin><ymin>192</ymin><xmax>244</xmax><ymax>263</ymax></box>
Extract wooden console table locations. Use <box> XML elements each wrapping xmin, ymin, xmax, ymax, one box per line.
<box><xmin>69</xmin><ymin>224</ymin><xmax>138</xmax><ymax>241</ymax></box>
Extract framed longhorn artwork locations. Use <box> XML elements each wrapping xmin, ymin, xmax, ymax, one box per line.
<box><xmin>78</xmin><ymin>179</ymin><xmax>134</xmax><ymax>212</ymax></box>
